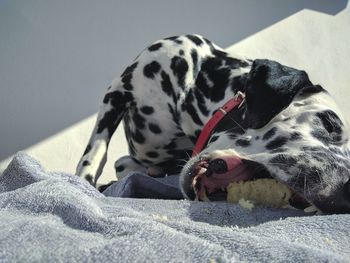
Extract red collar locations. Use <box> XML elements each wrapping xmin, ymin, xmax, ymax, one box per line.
<box><xmin>192</xmin><ymin>92</ymin><xmax>245</xmax><ymax>157</ymax></box>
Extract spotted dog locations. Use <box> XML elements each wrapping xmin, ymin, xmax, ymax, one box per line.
<box><xmin>76</xmin><ymin>34</ymin><xmax>350</xmax><ymax>214</ymax></box>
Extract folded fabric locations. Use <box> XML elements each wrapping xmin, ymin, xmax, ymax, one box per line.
<box><xmin>0</xmin><ymin>152</ymin><xmax>349</xmax><ymax>262</ymax></box>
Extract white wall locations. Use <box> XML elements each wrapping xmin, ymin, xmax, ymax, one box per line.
<box><xmin>0</xmin><ymin>0</ymin><xmax>347</xmax><ymax>161</ymax></box>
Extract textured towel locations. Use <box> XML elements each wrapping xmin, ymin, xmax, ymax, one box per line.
<box><xmin>0</xmin><ymin>152</ymin><xmax>349</xmax><ymax>262</ymax></box>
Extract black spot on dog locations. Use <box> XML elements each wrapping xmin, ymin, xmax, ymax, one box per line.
<box><xmin>168</xmin><ymin>103</ymin><xmax>179</xmax><ymax>125</ymax></box>
<box><xmin>115</xmin><ymin>165</ymin><xmax>125</xmax><ymax>172</ymax></box>
<box><xmin>175</xmin><ymin>132</ymin><xmax>186</xmax><ymax>137</ymax></box>
<box><xmin>83</xmin><ymin>145</ymin><xmax>92</xmax><ymax>155</ymax></box>
<box><xmin>97</xmin><ymin>109</ymin><xmax>119</xmax><ymax>136</ymax></box>
<box><xmin>140</xmin><ymin>106</ymin><xmax>154</xmax><ymax>115</ymax></box>
<box><xmin>160</xmin><ymin>71</ymin><xmax>174</xmax><ymax>97</ymax></box>
<box><xmin>209</xmin><ymin>135</ymin><xmax>219</xmax><ymax>143</ymax></box>
<box><xmin>146</xmin><ymin>151</ymin><xmax>159</xmax><ymax>158</ymax></box>
<box><xmin>148</xmin><ymin>123</ymin><xmax>162</xmax><ymax>134</ymax></box>
<box><xmin>263</xmin><ymin>127</ymin><xmax>277</xmax><ymax>141</ymax></box>
<box><xmin>103</xmin><ymin>90</ymin><xmax>134</xmax><ymax>108</ymax></box>
<box><xmin>164</xmin><ymin>140</ymin><xmax>177</xmax><ymax>150</ymax></box>
<box><xmin>82</xmin><ymin>160</ymin><xmax>91</xmax><ymax>166</ymax></box>
<box><xmin>191</xmin><ymin>49</ymin><xmax>199</xmax><ymax>78</ymax></box>
<box><xmin>121</xmin><ymin>73</ymin><xmax>133</xmax><ymax>91</ymax></box>
<box><xmin>121</xmin><ymin>62</ymin><xmax>138</xmax><ymax>77</ymax></box>
<box><xmin>201</xmin><ymin>57</ymin><xmax>231</xmax><ymax>102</ymax></box>
<box><xmin>85</xmin><ymin>174</ymin><xmax>94</xmax><ymax>184</ymax></box>
<box><xmin>195</xmin><ymin>129</ymin><xmax>202</xmax><ymax>139</ymax></box>
<box><xmin>290</xmin><ymin>132</ymin><xmax>302</xmax><ymax>141</ymax></box>
<box><xmin>195</xmin><ymin>72</ymin><xmax>211</xmax><ymax>98</ymax></box>
<box><xmin>133</xmin><ymin>130</ymin><xmax>146</xmax><ymax>144</ymax></box>
<box><xmin>164</xmin><ymin>36</ymin><xmax>183</xmax><ymax>44</ymax></box>
<box><xmin>148</xmin><ymin>42</ymin><xmax>162</xmax><ymax>52</ymax></box>
<box><xmin>316</xmin><ymin>110</ymin><xmax>343</xmax><ymax>135</ymax></box>
<box><xmin>194</xmin><ymin>88</ymin><xmax>209</xmax><ymax>116</ymax></box>
<box><xmin>236</xmin><ymin>138</ymin><xmax>251</xmax><ymax>147</ymax></box>
<box><xmin>170</xmin><ymin>56</ymin><xmax>189</xmax><ymax>88</ymax></box>
<box><xmin>186</xmin><ymin>34</ymin><xmax>203</xmax><ymax>46</ymax></box>
<box><xmin>179</xmin><ymin>49</ymin><xmax>184</xmax><ymax>56</ymax></box>
<box><xmin>266</xmin><ymin>136</ymin><xmax>288</xmax><ymax>150</ymax></box>
<box><xmin>128</xmin><ymin>140</ymin><xmax>136</xmax><ymax>155</ymax></box>
<box><xmin>132</xmin><ymin>111</ymin><xmax>146</xmax><ymax>129</ymax></box>
<box><xmin>186</xmin><ymin>105</ymin><xmax>203</xmax><ymax>125</ymax></box>
<box><xmin>312</xmin><ymin>110</ymin><xmax>344</xmax><ymax>145</ymax></box>
<box><xmin>144</xmin><ymin>61</ymin><xmax>161</xmax><ymax>79</ymax></box>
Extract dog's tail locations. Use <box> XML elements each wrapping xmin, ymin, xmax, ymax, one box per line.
<box><xmin>76</xmin><ymin>81</ymin><xmax>131</xmax><ymax>185</ymax></box>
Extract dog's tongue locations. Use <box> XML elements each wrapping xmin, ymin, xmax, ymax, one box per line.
<box><xmin>193</xmin><ymin>156</ymin><xmax>253</xmax><ymax>199</ymax></box>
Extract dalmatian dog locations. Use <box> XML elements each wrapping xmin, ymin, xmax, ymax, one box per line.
<box><xmin>76</xmin><ymin>34</ymin><xmax>350</xmax><ymax>214</ymax></box>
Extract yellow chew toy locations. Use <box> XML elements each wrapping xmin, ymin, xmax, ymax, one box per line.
<box><xmin>227</xmin><ymin>179</ymin><xmax>292</xmax><ymax>208</ymax></box>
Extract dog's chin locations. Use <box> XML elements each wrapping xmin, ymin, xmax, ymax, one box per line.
<box><xmin>181</xmin><ymin>156</ymin><xmax>311</xmax><ymax>210</ymax></box>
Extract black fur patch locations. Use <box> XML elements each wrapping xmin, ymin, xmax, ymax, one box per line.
<box><xmin>168</xmin><ymin>103</ymin><xmax>179</xmax><ymax>125</ymax></box>
<box><xmin>316</xmin><ymin>110</ymin><xmax>343</xmax><ymax>135</ymax></box>
<box><xmin>132</xmin><ymin>111</ymin><xmax>146</xmax><ymax>129</ymax></box>
<box><xmin>164</xmin><ymin>36</ymin><xmax>183</xmax><ymax>44</ymax></box>
<box><xmin>263</xmin><ymin>127</ymin><xmax>277</xmax><ymax>140</ymax></box>
<box><xmin>97</xmin><ymin>109</ymin><xmax>119</xmax><ymax>136</ymax></box>
<box><xmin>266</xmin><ymin>136</ymin><xmax>288</xmax><ymax>150</ymax></box>
<box><xmin>140</xmin><ymin>106</ymin><xmax>154</xmax><ymax>115</ymax></box>
<box><xmin>235</xmin><ymin>138</ymin><xmax>251</xmax><ymax>147</ymax></box>
<box><xmin>194</xmin><ymin>88</ymin><xmax>209</xmax><ymax>116</ymax></box>
<box><xmin>209</xmin><ymin>135</ymin><xmax>219</xmax><ymax>143</ymax></box>
<box><xmin>170</xmin><ymin>56</ymin><xmax>189</xmax><ymax>88</ymax></box>
<box><xmin>144</xmin><ymin>61</ymin><xmax>161</xmax><ymax>79</ymax></box>
<box><xmin>115</xmin><ymin>165</ymin><xmax>125</xmax><ymax>172</ymax></box>
<box><xmin>179</xmin><ymin>49</ymin><xmax>184</xmax><ymax>56</ymax></box>
<box><xmin>83</xmin><ymin>145</ymin><xmax>92</xmax><ymax>155</ymax></box>
<box><xmin>160</xmin><ymin>70</ymin><xmax>174</xmax><ymax>97</ymax></box>
<box><xmin>201</xmin><ymin>57</ymin><xmax>231</xmax><ymax>102</ymax></box>
<box><xmin>121</xmin><ymin>62</ymin><xmax>138</xmax><ymax>77</ymax></box>
<box><xmin>186</xmin><ymin>34</ymin><xmax>203</xmax><ymax>46</ymax></box>
<box><xmin>148</xmin><ymin>123</ymin><xmax>162</xmax><ymax>134</ymax></box>
<box><xmin>82</xmin><ymin>160</ymin><xmax>91</xmax><ymax>166</ymax></box>
<box><xmin>290</xmin><ymin>132</ymin><xmax>302</xmax><ymax>141</ymax></box>
<box><xmin>132</xmin><ymin>130</ymin><xmax>146</xmax><ymax>144</ymax></box>
<box><xmin>164</xmin><ymin>140</ymin><xmax>177</xmax><ymax>149</ymax></box>
<box><xmin>121</xmin><ymin>73</ymin><xmax>133</xmax><ymax>91</ymax></box>
<box><xmin>312</xmin><ymin>110</ymin><xmax>343</xmax><ymax>145</ymax></box>
<box><xmin>195</xmin><ymin>72</ymin><xmax>211</xmax><ymax>98</ymax></box>
<box><xmin>191</xmin><ymin>49</ymin><xmax>199</xmax><ymax>78</ymax></box>
<box><xmin>148</xmin><ymin>42</ymin><xmax>162</xmax><ymax>52</ymax></box>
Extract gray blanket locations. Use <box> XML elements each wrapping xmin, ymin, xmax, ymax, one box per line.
<box><xmin>1</xmin><ymin>153</ymin><xmax>349</xmax><ymax>262</ymax></box>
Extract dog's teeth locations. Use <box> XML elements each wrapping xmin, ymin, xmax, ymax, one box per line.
<box><xmin>198</xmin><ymin>167</ymin><xmax>207</xmax><ymax>175</ymax></box>
<box><xmin>304</xmin><ymin>205</ymin><xmax>319</xmax><ymax>213</ymax></box>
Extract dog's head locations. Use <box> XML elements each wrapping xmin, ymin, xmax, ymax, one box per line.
<box><xmin>180</xmin><ymin>59</ymin><xmax>350</xmax><ymax>214</ymax></box>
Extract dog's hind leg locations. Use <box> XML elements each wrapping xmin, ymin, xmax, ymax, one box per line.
<box><xmin>76</xmin><ymin>80</ymin><xmax>132</xmax><ymax>186</ymax></box>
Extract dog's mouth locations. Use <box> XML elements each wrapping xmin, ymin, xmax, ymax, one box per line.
<box><xmin>190</xmin><ymin>156</ymin><xmax>311</xmax><ymax>210</ymax></box>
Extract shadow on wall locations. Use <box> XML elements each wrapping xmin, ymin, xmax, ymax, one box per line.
<box><xmin>0</xmin><ymin>0</ymin><xmax>348</xmax><ymax>160</ymax></box>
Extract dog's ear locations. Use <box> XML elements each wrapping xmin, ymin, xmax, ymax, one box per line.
<box><xmin>244</xmin><ymin>59</ymin><xmax>323</xmax><ymax>129</ymax></box>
